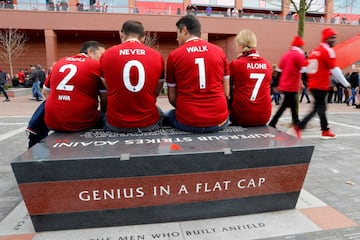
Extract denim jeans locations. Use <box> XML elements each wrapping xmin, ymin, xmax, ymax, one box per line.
<box><xmin>32</xmin><ymin>81</ymin><xmax>43</xmax><ymax>100</ymax></box>
<box><xmin>165</xmin><ymin>109</ymin><xmax>229</xmax><ymax>133</ymax></box>
<box><xmin>0</xmin><ymin>84</ymin><xmax>9</xmax><ymax>99</ymax></box>
<box><xmin>346</xmin><ymin>88</ymin><xmax>357</xmax><ymax>105</ymax></box>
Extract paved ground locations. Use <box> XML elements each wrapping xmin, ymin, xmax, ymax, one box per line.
<box><xmin>0</xmin><ymin>94</ymin><xmax>360</xmax><ymax>239</ymax></box>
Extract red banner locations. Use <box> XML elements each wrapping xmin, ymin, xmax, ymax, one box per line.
<box><xmin>20</xmin><ymin>164</ymin><xmax>308</xmax><ymax>215</ymax></box>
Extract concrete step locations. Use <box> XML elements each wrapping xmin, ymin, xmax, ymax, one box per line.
<box><xmin>2</xmin><ymin>88</ymin><xmax>32</xmax><ymax>97</ymax></box>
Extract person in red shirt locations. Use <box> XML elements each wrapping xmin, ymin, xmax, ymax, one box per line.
<box><xmin>268</xmin><ymin>36</ymin><xmax>306</xmax><ymax>129</ymax></box>
<box><xmin>166</xmin><ymin>15</ymin><xmax>230</xmax><ymax>133</ymax></box>
<box><xmin>291</xmin><ymin>28</ymin><xmax>350</xmax><ymax>139</ymax></box>
<box><xmin>229</xmin><ymin>29</ymin><xmax>272</xmax><ymax>126</ymax></box>
<box><xmin>17</xmin><ymin>69</ymin><xmax>26</xmax><ymax>86</ymax></box>
<box><xmin>100</xmin><ymin>20</ymin><xmax>165</xmax><ymax>132</ymax></box>
<box><xmin>43</xmin><ymin>40</ymin><xmax>107</xmax><ymax>132</ymax></box>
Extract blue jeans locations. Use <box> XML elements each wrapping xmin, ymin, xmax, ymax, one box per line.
<box><xmin>32</xmin><ymin>81</ymin><xmax>43</xmax><ymax>100</ymax></box>
<box><xmin>0</xmin><ymin>84</ymin><xmax>9</xmax><ymax>99</ymax></box>
<box><xmin>165</xmin><ymin>109</ymin><xmax>229</xmax><ymax>133</ymax></box>
<box><xmin>346</xmin><ymin>88</ymin><xmax>357</xmax><ymax>105</ymax></box>
<box><xmin>27</xmin><ymin>101</ymin><xmax>49</xmax><ymax>148</ymax></box>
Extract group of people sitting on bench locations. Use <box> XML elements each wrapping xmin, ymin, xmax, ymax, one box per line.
<box><xmin>26</xmin><ymin>15</ymin><xmax>347</xmax><ymax>148</ymax></box>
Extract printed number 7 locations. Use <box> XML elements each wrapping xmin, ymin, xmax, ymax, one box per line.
<box><xmin>250</xmin><ymin>73</ymin><xmax>265</xmax><ymax>101</ymax></box>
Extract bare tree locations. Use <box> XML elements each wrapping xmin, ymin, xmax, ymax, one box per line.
<box><xmin>288</xmin><ymin>0</ymin><xmax>357</xmax><ymax>37</ymax></box>
<box><xmin>143</xmin><ymin>32</ymin><xmax>159</xmax><ymax>50</ymax></box>
<box><xmin>0</xmin><ymin>29</ymin><xmax>29</xmax><ymax>79</ymax></box>
<box><xmin>288</xmin><ymin>0</ymin><xmax>315</xmax><ymax>37</ymax></box>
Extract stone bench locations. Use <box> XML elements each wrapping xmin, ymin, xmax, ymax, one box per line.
<box><xmin>6</xmin><ymin>88</ymin><xmax>32</xmax><ymax>97</ymax></box>
<box><xmin>11</xmin><ymin>126</ymin><xmax>314</xmax><ymax>232</ymax></box>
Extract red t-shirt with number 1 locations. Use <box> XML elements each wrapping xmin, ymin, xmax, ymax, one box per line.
<box><xmin>166</xmin><ymin>38</ymin><xmax>229</xmax><ymax>127</ymax></box>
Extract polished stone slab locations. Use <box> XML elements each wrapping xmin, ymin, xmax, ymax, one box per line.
<box><xmin>0</xmin><ymin>190</ymin><xmax>322</xmax><ymax>240</ymax></box>
<box><xmin>11</xmin><ymin>126</ymin><xmax>314</xmax><ymax>231</ymax></box>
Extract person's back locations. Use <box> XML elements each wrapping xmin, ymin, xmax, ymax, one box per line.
<box><xmin>18</xmin><ymin>69</ymin><xmax>25</xmax><ymax>85</ymax></box>
<box><xmin>229</xmin><ymin>29</ymin><xmax>272</xmax><ymax>126</ymax></box>
<box><xmin>349</xmin><ymin>71</ymin><xmax>359</xmax><ymax>88</ymax></box>
<box><xmin>100</xmin><ymin>20</ymin><xmax>164</xmax><ymax>132</ymax></box>
<box><xmin>278</xmin><ymin>45</ymin><xmax>305</xmax><ymax>92</ymax></box>
<box><xmin>0</xmin><ymin>70</ymin><xmax>6</xmax><ymax>84</ymax></box>
<box><xmin>166</xmin><ymin>15</ymin><xmax>229</xmax><ymax>132</ymax></box>
<box><xmin>167</xmin><ymin>39</ymin><xmax>229</xmax><ymax>127</ymax></box>
<box><xmin>44</xmin><ymin>41</ymin><xmax>106</xmax><ymax>132</ymax></box>
<box><xmin>306</xmin><ymin>43</ymin><xmax>334</xmax><ymax>91</ymax></box>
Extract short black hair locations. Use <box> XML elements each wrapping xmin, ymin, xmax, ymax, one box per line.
<box><xmin>121</xmin><ymin>20</ymin><xmax>145</xmax><ymax>38</ymax></box>
<box><xmin>79</xmin><ymin>41</ymin><xmax>104</xmax><ymax>54</ymax></box>
<box><xmin>176</xmin><ymin>15</ymin><xmax>201</xmax><ymax>37</ymax></box>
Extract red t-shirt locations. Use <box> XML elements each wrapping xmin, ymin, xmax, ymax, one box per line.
<box><xmin>166</xmin><ymin>38</ymin><xmax>229</xmax><ymax>127</ymax></box>
<box><xmin>18</xmin><ymin>71</ymin><xmax>25</xmax><ymax>84</ymax></box>
<box><xmin>307</xmin><ymin>43</ymin><xmax>336</xmax><ymax>91</ymax></box>
<box><xmin>278</xmin><ymin>47</ymin><xmax>306</xmax><ymax>92</ymax></box>
<box><xmin>229</xmin><ymin>52</ymin><xmax>272</xmax><ymax>126</ymax></box>
<box><xmin>100</xmin><ymin>40</ymin><xmax>165</xmax><ymax>129</ymax></box>
<box><xmin>44</xmin><ymin>53</ymin><xmax>105</xmax><ymax>131</ymax></box>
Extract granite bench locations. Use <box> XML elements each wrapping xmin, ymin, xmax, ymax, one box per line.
<box><xmin>11</xmin><ymin>126</ymin><xmax>314</xmax><ymax>232</ymax></box>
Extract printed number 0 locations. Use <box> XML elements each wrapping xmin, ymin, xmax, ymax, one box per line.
<box><xmin>123</xmin><ymin>60</ymin><xmax>145</xmax><ymax>92</ymax></box>
<box><xmin>307</xmin><ymin>59</ymin><xmax>318</xmax><ymax>74</ymax></box>
<box><xmin>56</xmin><ymin>64</ymin><xmax>77</xmax><ymax>91</ymax></box>
<box><xmin>250</xmin><ymin>73</ymin><xmax>265</xmax><ymax>101</ymax></box>
<box><xmin>195</xmin><ymin>58</ymin><xmax>206</xmax><ymax>89</ymax></box>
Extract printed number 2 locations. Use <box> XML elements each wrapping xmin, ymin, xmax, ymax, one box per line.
<box><xmin>56</xmin><ymin>64</ymin><xmax>77</xmax><ymax>91</ymax></box>
<box><xmin>250</xmin><ymin>73</ymin><xmax>265</xmax><ymax>101</ymax></box>
<box><xmin>195</xmin><ymin>58</ymin><xmax>206</xmax><ymax>89</ymax></box>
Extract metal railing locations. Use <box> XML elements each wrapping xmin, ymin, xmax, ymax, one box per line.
<box><xmin>1</xmin><ymin>3</ymin><xmax>359</xmax><ymax>25</ymax></box>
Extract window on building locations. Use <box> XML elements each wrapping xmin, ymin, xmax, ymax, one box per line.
<box><xmin>242</xmin><ymin>0</ymin><xmax>281</xmax><ymax>10</ymax></box>
<box><xmin>289</xmin><ymin>0</ymin><xmax>325</xmax><ymax>13</ymax></box>
<box><xmin>334</xmin><ymin>0</ymin><xmax>360</xmax><ymax>14</ymax></box>
<box><xmin>191</xmin><ymin>0</ymin><xmax>234</xmax><ymax>8</ymax></box>
<box><xmin>16</xmin><ymin>0</ymin><xmax>47</xmax><ymax>10</ymax></box>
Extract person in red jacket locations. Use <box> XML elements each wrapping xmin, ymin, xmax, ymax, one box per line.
<box><xmin>291</xmin><ymin>28</ymin><xmax>350</xmax><ymax>139</ymax></box>
<box><xmin>268</xmin><ymin>36</ymin><xmax>306</xmax><ymax>129</ymax></box>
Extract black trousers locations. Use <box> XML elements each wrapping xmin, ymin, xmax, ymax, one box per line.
<box><xmin>297</xmin><ymin>89</ymin><xmax>329</xmax><ymax>131</ymax></box>
<box><xmin>269</xmin><ymin>91</ymin><xmax>299</xmax><ymax>128</ymax></box>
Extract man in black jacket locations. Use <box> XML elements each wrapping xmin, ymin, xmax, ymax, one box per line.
<box><xmin>0</xmin><ymin>69</ymin><xmax>10</xmax><ymax>102</ymax></box>
<box><xmin>345</xmin><ymin>70</ymin><xmax>359</xmax><ymax>106</ymax></box>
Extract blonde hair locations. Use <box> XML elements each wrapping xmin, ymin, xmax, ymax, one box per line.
<box><xmin>235</xmin><ymin>29</ymin><xmax>257</xmax><ymax>54</ymax></box>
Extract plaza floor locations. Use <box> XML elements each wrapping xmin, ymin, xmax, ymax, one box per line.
<box><xmin>0</xmin><ymin>94</ymin><xmax>360</xmax><ymax>239</ymax></box>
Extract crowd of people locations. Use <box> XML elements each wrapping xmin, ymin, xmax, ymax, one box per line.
<box><xmin>1</xmin><ymin>15</ymin><xmax>353</xmax><ymax>148</ymax></box>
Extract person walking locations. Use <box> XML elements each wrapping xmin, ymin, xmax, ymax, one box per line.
<box><xmin>268</xmin><ymin>36</ymin><xmax>306</xmax><ymax>129</ymax></box>
<box><xmin>345</xmin><ymin>69</ymin><xmax>359</xmax><ymax>106</ymax></box>
<box><xmin>0</xmin><ymin>69</ymin><xmax>10</xmax><ymax>102</ymax></box>
<box><xmin>291</xmin><ymin>28</ymin><xmax>350</xmax><ymax>139</ymax></box>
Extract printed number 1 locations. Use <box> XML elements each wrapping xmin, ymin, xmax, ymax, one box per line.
<box><xmin>250</xmin><ymin>73</ymin><xmax>265</xmax><ymax>101</ymax></box>
<box><xmin>195</xmin><ymin>58</ymin><xmax>206</xmax><ymax>89</ymax></box>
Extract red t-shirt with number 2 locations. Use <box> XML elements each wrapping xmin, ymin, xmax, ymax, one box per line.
<box><xmin>44</xmin><ymin>53</ymin><xmax>105</xmax><ymax>131</ymax></box>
